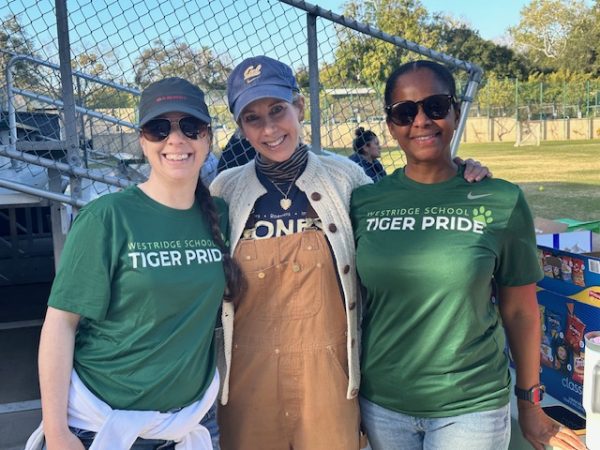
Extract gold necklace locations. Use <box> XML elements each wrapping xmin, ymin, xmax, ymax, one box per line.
<box><xmin>270</xmin><ymin>172</ymin><xmax>299</xmax><ymax>211</ymax></box>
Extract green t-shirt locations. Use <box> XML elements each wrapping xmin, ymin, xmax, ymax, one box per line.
<box><xmin>350</xmin><ymin>167</ymin><xmax>543</xmax><ymax>417</ymax></box>
<box><xmin>48</xmin><ymin>186</ymin><xmax>227</xmax><ymax>411</ymax></box>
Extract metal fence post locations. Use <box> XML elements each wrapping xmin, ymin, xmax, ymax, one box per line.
<box><xmin>307</xmin><ymin>13</ymin><xmax>321</xmax><ymax>153</ymax></box>
<box><xmin>562</xmin><ymin>81</ymin><xmax>567</xmax><ymax>118</ymax></box>
<box><xmin>539</xmin><ymin>82</ymin><xmax>543</xmax><ymax>118</ymax></box>
<box><xmin>515</xmin><ymin>78</ymin><xmax>519</xmax><ymax>120</ymax></box>
<box><xmin>452</xmin><ymin>76</ymin><xmax>481</xmax><ymax>156</ymax></box>
<box><xmin>586</xmin><ymin>80</ymin><xmax>590</xmax><ymax>117</ymax></box>
<box><xmin>5</xmin><ymin>61</ymin><xmax>19</xmax><ymax>170</ymax></box>
<box><xmin>53</xmin><ymin>0</ymin><xmax>81</xmax><ymax>262</ymax></box>
<box><xmin>56</xmin><ymin>0</ymin><xmax>82</xmax><ymax>190</ymax></box>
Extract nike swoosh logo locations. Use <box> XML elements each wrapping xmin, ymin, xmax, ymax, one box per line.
<box><xmin>467</xmin><ymin>192</ymin><xmax>493</xmax><ymax>200</ymax></box>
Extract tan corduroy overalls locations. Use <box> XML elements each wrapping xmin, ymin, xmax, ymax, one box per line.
<box><xmin>218</xmin><ymin>229</ymin><xmax>360</xmax><ymax>450</ymax></box>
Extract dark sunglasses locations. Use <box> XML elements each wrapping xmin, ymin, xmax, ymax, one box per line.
<box><xmin>140</xmin><ymin>116</ymin><xmax>210</xmax><ymax>142</ymax></box>
<box><xmin>385</xmin><ymin>94</ymin><xmax>454</xmax><ymax>126</ymax></box>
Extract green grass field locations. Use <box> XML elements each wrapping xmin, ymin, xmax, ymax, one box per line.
<box><xmin>363</xmin><ymin>140</ymin><xmax>600</xmax><ymax>222</ymax></box>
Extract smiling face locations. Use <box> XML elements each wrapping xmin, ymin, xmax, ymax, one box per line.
<box><xmin>386</xmin><ymin>68</ymin><xmax>459</xmax><ymax>166</ymax></box>
<box><xmin>238</xmin><ymin>96</ymin><xmax>304</xmax><ymax>163</ymax></box>
<box><xmin>140</xmin><ymin>111</ymin><xmax>210</xmax><ymax>187</ymax></box>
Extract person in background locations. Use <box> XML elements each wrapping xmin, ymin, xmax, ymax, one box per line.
<box><xmin>200</xmin><ymin>151</ymin><xmax>219</xmax><ymax>187</ymax></box>
<box><xmin>349</xmin><ymin>127</ymin><xmax>387</xmax><ymax>182</ymax></box>
<box><xmin>210</xmin><ymin>55</ymin><xmax>491</xmax><ymax>450</ymax></box>
<box><xmin>350</xmin><ymin>60</ymin><xmax>585</xmax><ymax>450</ymax></box>
<box><xmin>216</xmin><ymin>128</ymin><xmax>256</xmax><ymax>173</ymax></box>
<box><xmin>29</xmin><ymin>77</ymin><xmax>243</xmax><ymax>450</ymax></box>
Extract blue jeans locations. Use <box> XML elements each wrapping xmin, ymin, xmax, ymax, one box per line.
<box><xmin>201</xmin><ymin>402</ymin><xmax>220</xmax><ymax>450</ymax></box>
<box><xmin>43</xmin><ymin>403</ymin><xmax>220</xmax><ymax>450</ymax></box>
<box><xmin>360</xmin><ymin>397</ymin><xmax>510</xmax><ymax>450</ymax></box>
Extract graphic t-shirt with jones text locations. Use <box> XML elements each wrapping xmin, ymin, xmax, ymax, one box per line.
<box><xmin>240</xmin><ymin>169</ymin><xmax>323</xmax><ymax>241</ymax></box>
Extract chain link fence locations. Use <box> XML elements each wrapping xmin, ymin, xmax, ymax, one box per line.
<box><xmin>0</xmin><ymin>0</ymin><xmax>480</xmax><ymax>203</ymax></box>
<box><xmin>0</xmin><ymin>0</ymin><xmax>482</xmax><ymax>270</ymax></box>
<box><xmin>469</xmin><ymin>78</ymin><xmax>600</xmax><ymax>120</ymax></box>
<box><xmin>2</xmin><ymin>0</ymin><xmax>600</xmax><ymax>207</ymax></box>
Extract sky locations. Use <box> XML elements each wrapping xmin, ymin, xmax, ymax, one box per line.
<box><xmin>419</xmin><ymin>0</ymin><xmax>527</xmax><ymax>41</ymax></box>
<box><xmin>310</xmin><ymin>0</ymin><xmax>529</xmax><ymax>41</ymax></box>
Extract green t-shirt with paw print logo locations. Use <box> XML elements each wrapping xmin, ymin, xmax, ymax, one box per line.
<box><xmin>350</xmin><ymin>165</ymin><xmax>542</xmax><ymax>417</ymax></box>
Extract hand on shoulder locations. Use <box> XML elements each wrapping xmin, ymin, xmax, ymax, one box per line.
<box><xmin>454</xmin><ymin>156</ymin><xmax>492</xmax><ymax>183</ymax></box>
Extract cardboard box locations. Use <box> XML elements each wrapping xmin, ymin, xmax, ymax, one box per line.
<box><xmin>533</xmin><ymin>221</ymin><xmax>600</xmax><ymax>415</ymax></box>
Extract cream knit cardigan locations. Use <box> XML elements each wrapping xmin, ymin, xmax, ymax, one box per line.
<box><xmin>210</xmin><ymin>151</ymin><xmax>372</xmax><ymax>404</ymax></box>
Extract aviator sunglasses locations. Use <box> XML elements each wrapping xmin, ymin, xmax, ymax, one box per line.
<box><xmin>385</xmin><ymin>94</ymin><xmax>454</xmax><ymax>126</ymax></box>
<box><xmin>140</xmin><ymin>116</ymin><xmax>210</xmax><ymax>142</ymax></box>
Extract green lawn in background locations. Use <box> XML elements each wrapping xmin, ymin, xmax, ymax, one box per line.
<box><xmin>458</xmin><ymin>140</ymin><xmax>600</xmax><ymax>222</ymax></box>
<box><xmin>347</xmin><ymin>140</ymin><xmax>600</xmax><ymax>222</ymax></box>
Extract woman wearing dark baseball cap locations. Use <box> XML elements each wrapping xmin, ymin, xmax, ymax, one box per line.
<box><xmin>30</xmin><ymin>77</ymin><xmax>242</xmax><ymax>450</ymax></box>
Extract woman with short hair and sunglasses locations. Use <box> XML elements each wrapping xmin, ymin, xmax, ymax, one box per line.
<box><xmin>31</xmin><ymin>77</ymin><xmax>242</xmax><ymax>450</ymax></box>
<box><xmin>209</xmin><ymin>55</ymin><xmax>489</xmax><ymax>450</ymax></box>
<box><xmin>349</xmin><ymin>127</ymin><xmax>387</xmax><ymax>182</ymax></box>
<box><xmin>350</xmin><ymin>60</ymin><xmax>585</xmax><ymax>450</ymax></box>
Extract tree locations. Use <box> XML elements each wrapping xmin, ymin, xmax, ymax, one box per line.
<box><xmin>509</xmin><ymin>0</ymin><xmax>587</xmax><ymax>71</ymax></box>
<box><xmin>438</xmin><ymin>24</ymin><xmax>532</xmax><ymax>80</ymax></box>
<box><xmin>0</xmin><ymin>14</ymin><xmax>41</xmax><ymax>91</ymax></box>
<box><xmin>326</xmin><ymin>0</ymin><xmax>442</xmax><ymax>87</ymax></box>
<box><xmin>476</xmin><ymin>76</ymin><xmax>519</xmax><ymax>115</ymax></box>
<box><xmin>295</xmin><ymin>65</ymin><xmax>310</xmax><ymax>89</ymax></box>
<box><xmin>559</xmin><ymin>0</ymin><xmax>600</xmax><ymax>76</ymax></box>
<box><xmin>528</xmin><ymin>69</ymin><xmax>593</xmax><ymax>111</ymax></box>
<box><xmin>26</xmin><ymin>47</ymin><xmax>135</xmax><ymax>111</ymax></box>
<box><xmin>134</xmin><ymin>39</ymin><xmax>232</xmax><ymax>91</ymax></box>
<box><xmin>72</xmin><ymin>52</ymin><xmax>135</xmax><ymax>109</ymax></box>
<box><xmin>0</xmin><ymin>13</ymin><xmax>133</xmax><ymax>110</ymax></box>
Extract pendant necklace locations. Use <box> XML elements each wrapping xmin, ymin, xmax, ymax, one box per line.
<box><xmin>270</xmin><ymin>172</ymin><xmax>300</xmax><ymax>211</ymax></box>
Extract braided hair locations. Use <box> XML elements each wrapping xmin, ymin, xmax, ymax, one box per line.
<box><xmin>195</xmin><ymin>178</ymin><xmax>246</xmax><ymax>302</ymax></box>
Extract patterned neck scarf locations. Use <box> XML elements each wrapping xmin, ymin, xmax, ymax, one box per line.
<box><xmin>255</xmin><ymin>144</ymin><xmax>309</xmax><ymax>183</ymax></box>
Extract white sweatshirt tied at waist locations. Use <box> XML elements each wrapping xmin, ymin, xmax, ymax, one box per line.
<box><xmin>26</xmin><ymin>369</ymin><xmax>219</xmax><ymax>450</ymax></box>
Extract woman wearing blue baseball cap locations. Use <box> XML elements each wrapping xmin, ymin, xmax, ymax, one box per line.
<box><xmin>212</xmin><ymin>55</ymin><xmax>368</xmax><ymax>449</ymax></box>
<box><xmin>29</xmin><ymin>77</ymin><xmax>243</xmax><ymax>450</ymax></box>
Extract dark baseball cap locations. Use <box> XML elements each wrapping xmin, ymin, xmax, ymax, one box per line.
<box><xmin>138</xmin><ymin>77</ymin><xmax>211</xmax><ymax>126</ymax></box>
<box><xmin>227</xmin><ymin>55</ymin><xmax>299</xmax><ymax>121</ymax></box>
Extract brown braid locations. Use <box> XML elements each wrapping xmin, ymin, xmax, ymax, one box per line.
<box><xmin>195</xmin><ymin>179</ymin><xmax>246</xmax><ymax>302</ymax></box>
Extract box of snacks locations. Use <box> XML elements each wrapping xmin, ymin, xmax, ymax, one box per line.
<box><xmin>533</xmin><ymin>226</ymin><xmax>600</xmax><ymax>415</ymax></box>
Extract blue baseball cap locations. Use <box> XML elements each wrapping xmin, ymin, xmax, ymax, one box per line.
<box><xmin>227</xmin><ymin>55</ymin><xmax>299</xmax><ymax>121</ymax></box>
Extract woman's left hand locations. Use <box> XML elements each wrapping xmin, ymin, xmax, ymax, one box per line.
<box><xmin>454</xmin><ymin>156</ymin><xmax>492</xmax><ymax>182</ymax></box>
<box><xmin>518</xmin><ymin>403</ymin><xmax>586</xmax><ymax>450</ymax></box>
